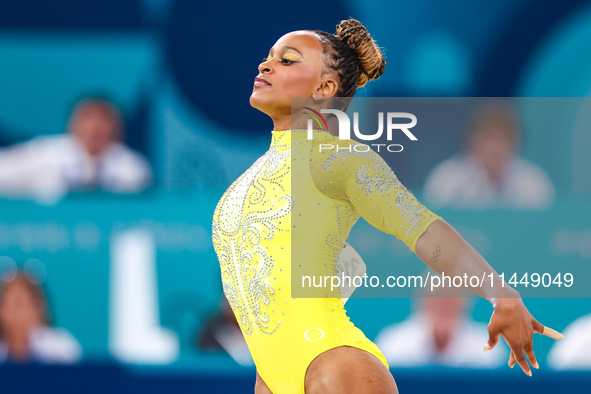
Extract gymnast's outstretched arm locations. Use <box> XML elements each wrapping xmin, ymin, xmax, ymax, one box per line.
<box><xmin>310</xmin><ymin>140</ymin><xmax>563</xmax><ymax>376</ymax></box>
<box><xmin>414</xmin><ymin>218</ymin><xmax>564</xmax><ymax>376</ymax></box>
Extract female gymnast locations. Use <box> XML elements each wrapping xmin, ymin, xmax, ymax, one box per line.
<box><xmin>211</xmin><ymin>18</ymin><xmax>564</xmax><ymax>394</ymax></box>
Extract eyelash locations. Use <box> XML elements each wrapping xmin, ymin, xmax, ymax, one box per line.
<box><xmin>262</xmin><ymin>56</ymin><xmax>300</xmax><ymax>65</ymax></box>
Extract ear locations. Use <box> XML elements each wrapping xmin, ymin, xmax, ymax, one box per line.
<box><xmin>314</xmin><ymin>77</ymin><xmax>339</xmax><ymax>99</ymax></box>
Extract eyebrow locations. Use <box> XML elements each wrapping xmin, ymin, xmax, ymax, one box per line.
<box><xmin>269</xmin><ymin>45</ymin><xmax>303</xmax><ymax>57</ymax></box>
<box><xmin>281</xmin><ymin>46</ymin><xmax>303</xmax><ymax>55</ymax></box>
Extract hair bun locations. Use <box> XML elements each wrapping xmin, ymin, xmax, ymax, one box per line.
<box><xmin>336</xmin><ymin>18</ymin><xmax>386</xmax><ymax>88</ymax></box>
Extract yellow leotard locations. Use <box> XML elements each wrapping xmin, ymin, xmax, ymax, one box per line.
<box><xmin>212</xmin><ymin>129</ymin><xmax>440</xmax><ymax>393</ymax></box>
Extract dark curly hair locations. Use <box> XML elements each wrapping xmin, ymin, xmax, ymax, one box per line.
<box><xmin>309</xmin><ymin>18</ymin><xmax>386</xmax><ymax>101</ymax></box>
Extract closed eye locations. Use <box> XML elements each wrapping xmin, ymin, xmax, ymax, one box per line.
<box><xmin>279</xmin><ymin>54</ymin><xmax>302</xmax><ymax>65</ymax></box>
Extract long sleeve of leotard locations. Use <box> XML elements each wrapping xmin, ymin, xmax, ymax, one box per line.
<box><xmin>310</xmin><ymin>139</ymin><xmax>441</xmax><ymax>252</ymax></box>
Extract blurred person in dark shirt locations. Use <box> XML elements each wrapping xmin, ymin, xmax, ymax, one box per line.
<box><xmin>424</xmin><ymin>100</ymin><xmax>555</xmax><ymax>210</ymax></box>
<box><xmin>0</xmin><ymin>274</ymin><xmax>81</xmax><ymax>364</ymax></box>
<box><xmin>0</xmin><ymin>97</ymin><xmax>152</xmax><ymax>205</ymax></box>
<box><xmin>196</xmin><ymin>299</ymin><xmax>253</xmax><ymax>366</ymax></box>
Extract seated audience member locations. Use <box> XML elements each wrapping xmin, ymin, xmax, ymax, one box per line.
<box><xmin>0</xmin><ymin>97</ymin><xmax>152</xmax><ymax>205</ymax></box>
<box><xmin>423</xmin><ymin>100</ymin><xmax>555</xmax><ymax>210</ymax></box>
<box><xmin>375</xmin><ymin>287</ymin><xmax>507</xmax><ymax>368</ymax></box>
<box><xmin>547</xmin><ymin>313</ymin><xmax>591</xmax><ymax>370</ymax></box>
<box><xmin>196</xmin><ymin>299</ymin><xmax>253</xmax><ymax>366</ymax></box>
<box><xmin>0</xmin><ymin>274</ymin><xmax>82</xmax><ymax>364</ymax></box>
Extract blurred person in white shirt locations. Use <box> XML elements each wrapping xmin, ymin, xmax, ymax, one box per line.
<box><xmin>375</xmin><ymin>287</ymin><xmax>507</xmax><ymax>368</ymax></box>
<box><xmin>547</xmin><ymin>313</ymin><xmax>591</xmax><ymax>370</ymax></box>
<box><xmin>0</xmin><ymin>274</ymin><xmax>81</xmax><ymax>364</ymax></box>
<box><xmin>424</xmin><ymin>100</ymin><xmax>555</xmax><ymax>210</ymax></box>
<box><xmin>0</xmin><ymin>97</ymin><xmax>152</xmax><ymax>205</ymax></box>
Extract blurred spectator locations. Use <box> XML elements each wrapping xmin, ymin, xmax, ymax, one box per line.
<box><xmin>0</xmin><ymin>97</ymin><xmax>152</xmax><ymax>205</ymax></box>
<box><xmin>547</xmin><ymin>314</ymin><xmax>591</xmax><ymax>370</ymax></box>
<box><xmin>375</xmin><ymin>287</ymin><xmax>507</xmax><ymax>368</ymax></box>
<box><xmin>0</xmin><ymin>274</ymin><xmax>82</xmax><ymax>364</ymax></box>
<box><xmin>424</xmin><ymin>100</ymin><xmax>555</xmax><ymax>210</ymax></box>
<box><xmin>196</xmin><ymin>299</ymin><xmax>253</xmax><ymax>366</ymax></box>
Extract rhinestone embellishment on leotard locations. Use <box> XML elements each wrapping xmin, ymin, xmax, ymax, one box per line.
<box><xmin>320</xmin><ymin>146</ymin><xmax>375</xmax><ymax>171</ymax></box>
<box><xmin>212</xmin><ymin>145</ymin><xmax>291</xmax><ymax>336</ymax></box>
<box><xmin>355</xmin><ymin>160</ymin><xmax>428</xmax><ymax>244</ymax></box>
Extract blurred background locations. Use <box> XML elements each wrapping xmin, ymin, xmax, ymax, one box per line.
<box><xmin>1</xmin><ymin>0</ymin><xmax>591</xmax><ymax>392</ymax></box>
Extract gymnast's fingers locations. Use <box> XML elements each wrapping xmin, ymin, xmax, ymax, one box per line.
<box><xmin>512</xmin><ymin>347</ymin><xmax>531</xmax><ymax>376</ymax></box>
<box><xmin>541</xmin><ymin>326</ymin><xmax>564</xmax><ymax>340</ymax></box>
<box><xmin>524</xmin><ymin>343</ymin><xmax>539</xmax><ymax>369</ymax></box>
<box><xmin>484</xmin><ymin>321</ymin><xmax>500</xmax><ymax>351</ymax></box>
<box><xmin>508</xmin><ymin>350</ymin><xmax>516</xmax><ymax>369</ymax></box>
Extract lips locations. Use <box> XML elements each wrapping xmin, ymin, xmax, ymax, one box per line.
<box><xmin>254</xmin><ymin>75</ymin><xmax>271</xmax><ymax>87</ymax></box>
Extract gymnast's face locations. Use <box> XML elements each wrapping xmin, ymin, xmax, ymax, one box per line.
<box><xmin>250</xmin><ymin>31</ymin><xmax>336</xmax><ymax>120</ymax></box>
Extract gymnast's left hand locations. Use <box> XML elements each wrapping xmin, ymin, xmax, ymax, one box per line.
<box><xmin>484</xmin><ymin>297</ymin><xmax>564</xmax><ymax>376</ymax></box>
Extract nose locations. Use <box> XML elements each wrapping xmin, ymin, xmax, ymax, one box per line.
<box><xmin>258</xmin><ymin>59</ymin><xmax>273</xmax><ymax>74</ymax></box>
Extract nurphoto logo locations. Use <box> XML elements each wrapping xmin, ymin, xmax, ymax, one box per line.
<box><xmin>305</xmin><ymin>108</ymin><xmax>418</xmax><ymax>153</ymax></box>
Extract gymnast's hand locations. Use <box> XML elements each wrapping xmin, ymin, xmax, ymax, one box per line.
<box><xmin>484</xmin><ymin>297</ymin><xmax>564</xmax><ymax>376</ymax></box>
<box><xmin>414</xmin><ymin>220</ymin><xmax>564</xmax><ymax>375</ymax></box>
